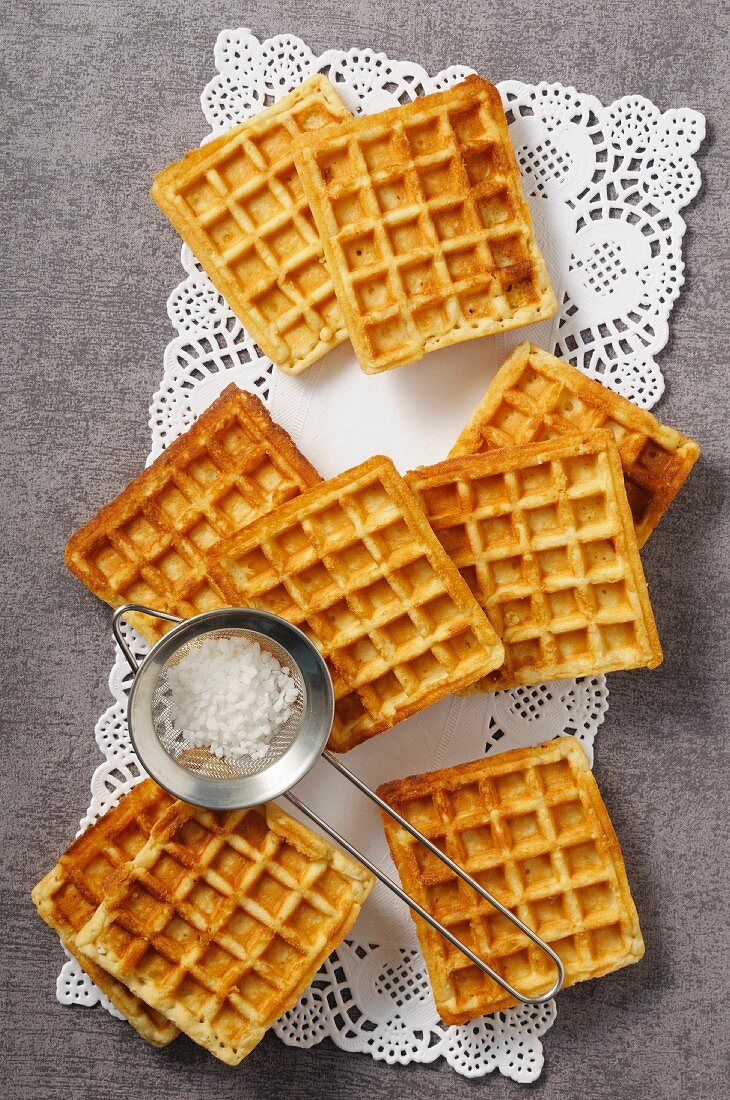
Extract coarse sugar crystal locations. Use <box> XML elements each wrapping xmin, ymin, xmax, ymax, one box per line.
<box><xmin>166</xmin><ymin>635</ymin><xmax>300</xmax><ymax>761</ymax></box>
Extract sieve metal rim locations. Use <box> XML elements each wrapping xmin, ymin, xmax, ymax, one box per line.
<box><xmin>119</xmin><ymin>606</ymin><xmax>334</xmax><ymax>810</ymax></box>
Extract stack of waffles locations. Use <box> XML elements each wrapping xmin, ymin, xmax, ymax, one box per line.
<box><xmin>37</xmin><ymin>69</ymin><xmax>702</xmax><ymax>1044</ymax></box>
<box><xmin>33</xmin><ymin>780</ymin><xmax>374</xmax><ymax>1063</ymax></box>
<box><xmin>64</xmin><ymin>362</ymin><xmax>695</xmax><ymax>736</ymax></box>
<box><xmin>64</xmin><ymin>386</ymin><xmax>506</xmax><ymax>752</ymax></box>
<box><xmin>449</xmin><ymin>341</ymin><xmax>700</xmax><ymax>546</ymax></box>
<box><xmin>52</xmin><ymin>362</ymin><xmax>694</xmax><ymax>1032</ymax></box>
<box><xmin>153</xmin><ymin>74</ymin><xmax>556</xmax><ymax>375</ymax></box>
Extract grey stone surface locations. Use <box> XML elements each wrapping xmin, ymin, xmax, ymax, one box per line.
<box><xmin>2</xmin><ymin>2</ymin><xmax>728</xmax><ymax>1097</ymax></box>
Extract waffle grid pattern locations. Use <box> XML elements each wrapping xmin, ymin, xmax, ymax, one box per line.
<box><xmin>407</xmin><ymin>432</ymin><xmax>661</xmax><ymax>692</ymax></box>
<box><xmin>293</xmin><ymin>76</ymin><xmax>556</xmax><ymax>373</ymax></box>
<box><xmin>450</xmin><ymin>342</ymin><xmax>700</xmax><ymax>546</ymax></box>
<box><xmin>31</xmin><ymin>781</ymin><xmax>179</xmax><ymax>1046</ymax></box>
<box><xmin>152</xmin><ymin>75</ymin><xmax>351</xmax><ymax>374</ymax></box>
<box><xmin>377</xmin><ymin>738</ymin><xmax>644</xmax><ymax>1024</ymax></box>
<box><xmin>76</xmin><ymin>802</ymin><xmax>373</xmax><ymax>1064</ymax></box>
<box><xmin>211</xmin><ymin>456</ymin><xmax>504</xmax><ymax>751</ymax></box>
<box><xmin>64</xmin><ymin>386</ymin><xmax>321</xmax><ymax>643</ymax></box>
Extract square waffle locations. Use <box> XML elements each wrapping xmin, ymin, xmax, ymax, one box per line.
<box><xmin>209</xmin><ymin>456</ymin><xmax>505</xmax><ymax>751</ymax></box>
<box><xmin>377</xmin><ymin>738</ymin><xmax>645</xmax><ymax>1024</ymax></box>
<box><xmin>31</xmin><ymin>780</ymin><xmax>179</xmax><ymax>1046</ymax></box>
<box><xmin>406</xmin><ymin>431</ymin><xmax>662</xmax><ymax>692</ymax></box>
<box><xmin>451</xmin><ymin>342</ymin><xmax>700</xmax><ymax>546</ymax></box>
<box><xmin>151</xmin><ymin>75</ymin><xmax>351</xmax><ymax>375</ymax></box>
<box><xmin>292</xmin><ymin>75</ymin><xmax>556</xmax><ymax>374</ymax></box>
<box><xmin>76</xmin><ymin>800</ymin><xmax>374</xmax><ymax>1064</ymax></box>
<box><xmin>64</xmin><ymin>385</ymin><xmax>321</xmax><ymax>644</ymax></box>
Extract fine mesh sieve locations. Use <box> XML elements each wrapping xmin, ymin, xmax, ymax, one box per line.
<box><xmin>114</xmin><ymin>605</ymin><xmax>333</xmax><ymax>811</ymax></box>
<box><xmin>112</xmin><ymin>603</ymin><xmax>564</xmax><ymax>1008</ymax></box>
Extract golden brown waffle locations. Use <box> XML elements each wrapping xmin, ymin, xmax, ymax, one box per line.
<box><xmin>377</xmin><ymin>738</ymin><xmax>644</xmax><ymax>1024</ymax></box>
<box><xmin>292</xmin><ymin>76</ymin><xmax>556</xmax><ymax>374</ymax></box>
<box><xmin>64</xmin><ymin>385</ymin><xmax>321</xmax><ymax>643</ymax></box>
<box><xmin>31</xmin><ymin>780</ymin><xmax>179</xmax><ymax>1046</ymax></box>
<box><xmin>152</xmin><ymin>75</ymin><xmax>351</xmax><ymax>375</ymax></box>
<box><xmin>209</xmin><ymin>456</ymin><xmax>505</xmax><ymax>751</ymax></box>
<box><xmin>451</xmin><ymin>342</ymin><xmax>700</xmax><ymax>546</ymax></box>
<box><xmin>76</xmin><ymin>800</ymin><xmax>374</xmax><ymax>1064</ymax></box>
<box><xmin>406</xmin><ymin>431</ymin><xmax>662</xmax><ymax>692</ymax></box>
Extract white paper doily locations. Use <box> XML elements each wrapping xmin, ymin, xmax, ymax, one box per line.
<box><xmin>56</xmin><ymin>29</ymin><xmax>704</xmax><ymax>1083</ymax></box>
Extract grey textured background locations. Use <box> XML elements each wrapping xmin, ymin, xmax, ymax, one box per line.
<box><xmin>2</xmin><ymin>2</ymin><xmax>729</xmax><ymax>1097</ymax></box>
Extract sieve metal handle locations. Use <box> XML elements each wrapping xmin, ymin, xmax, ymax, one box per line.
<box><xmin>112</xmin><ymin>604</ymin><xmax>184</xmax><ymax>673</ymax></box>
<box><xmin>284</xmin><ymin>751</ymin><xmax>564</xmax><ymax>1008</ymax></box>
